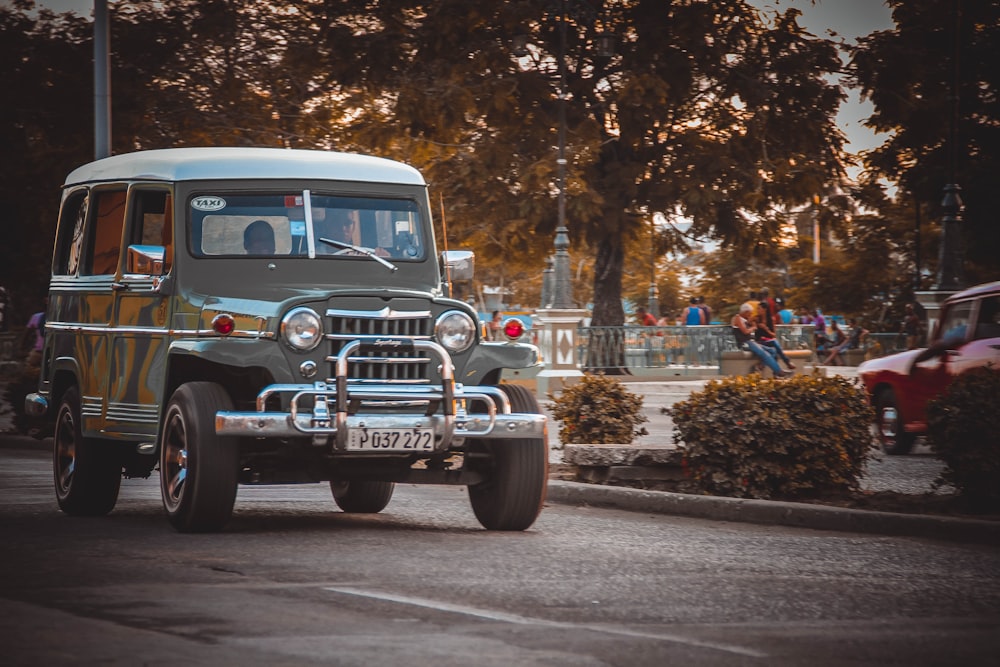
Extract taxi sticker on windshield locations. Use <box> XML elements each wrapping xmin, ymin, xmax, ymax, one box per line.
<box><xmin>191</xmin><ymin>196</ymin><xmax>227</xmax><ymax>211</ymax></box>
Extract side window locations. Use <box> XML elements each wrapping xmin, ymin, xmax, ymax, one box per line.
<box><xmin>972</xmin><ymin>296</ymin><xmax>1000</xmax><ymax>341</ymax></box>
<box><xmin>54</xmin><ymin>190</ymin><xmax>89</xmax><ymax>276</ymax></box>
<box><xmin>127</xmin><ymin>189</ymin><xmax>173</xmax><ymax>273</ymax></box>
<box><xmin>87</xmin><ymin>189</ymin><xmax>127</xmax><ymax>276</ymax></box>
<box><xmin>938</xmin><ymin>300</ymin><xmax>974</xmax><ymax>346</ymax></box>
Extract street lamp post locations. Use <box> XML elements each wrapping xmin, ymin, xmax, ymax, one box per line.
<box><xmin>916</xmin><ymin>0</ymin><xmax>965</xmax><ymax>334</ymax></box>
<box><xmin>516</xmin><ymin>0</ymin><xmax>612</xmax><ymax>396</ymax></box>
<box><xmin>551</xmin><ymin>0</ymin><xmax>573</xmax><ymax>309</ymax></box>
<box><xmin>647</xmin><ymin>216</ymin><xmax>659</xmax><ymax>317</ymax></box>
<box><xmin>517</xmin><ymin>0</ymin><xmax>612</xmax><ymax>309</ymax></box>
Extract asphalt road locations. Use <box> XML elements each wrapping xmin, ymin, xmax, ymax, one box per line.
<box><xmin>2</xmin><ymin>443</ymin><xmax>998</xmax><ymax>666</ymax></box>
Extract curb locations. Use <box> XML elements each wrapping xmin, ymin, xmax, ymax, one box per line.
<box><xmin>546</xmin><ymin>480</ymin><xmax>1000</xmax><ymax>546</ymax></box>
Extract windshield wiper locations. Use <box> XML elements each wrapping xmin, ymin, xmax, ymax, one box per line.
<box><xmin>318</xmin><ymin>238</ymin><xmax>398</xmax><ymax>272</ymax></box>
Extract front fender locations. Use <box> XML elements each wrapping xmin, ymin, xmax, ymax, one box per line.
<box><xmin>459</xmin><ymin>341</ymin><xmax>541</xmax><ymax>386</ymax></box>
<box><xmin>167</xmin><ymin>338</ymin><xmax>298</xmax><ymax>384</ymax></box>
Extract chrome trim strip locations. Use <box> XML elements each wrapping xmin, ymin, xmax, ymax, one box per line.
<box><xmin>327</xmin><ymin>355</ymin><xmax>432</xmax><ymax>365</ymax></box>
<box><xmin>325</xmin><ymin>333</ymin><xmax>433</xmax><ymax>341</ymax></box>
<box><xmin>42</xmin><ymin>321</ymin><xmax>275</xmax><ymax>339</ymax></box>
<box><xmin>326</xmin><ymin>307</ymin><xmax>432</xmax><ymax>320</ymax></box>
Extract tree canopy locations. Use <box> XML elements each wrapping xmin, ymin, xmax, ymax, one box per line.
<box><xmin>1</xmin><ymin>0</ymin><xmax>996</xmax><ymax>330</ymax></box>
<box><xmin>849</xmin><ymin>0</ymin><xmax>1000</xmax><ymax>285</ymax></box>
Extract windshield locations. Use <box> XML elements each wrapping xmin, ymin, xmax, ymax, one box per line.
<box><xmin>188</xmin><ymin>191</ymin><xmax>425</xmax><ymax>260</ymax></box>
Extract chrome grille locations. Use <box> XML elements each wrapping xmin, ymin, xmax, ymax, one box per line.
<box><xmin>326</xmin><ymin>307</ymin><xmax>433</xmax><ymax>383</ymax></box>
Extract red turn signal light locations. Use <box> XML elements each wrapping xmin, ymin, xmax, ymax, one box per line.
<box><xmin>212</xmin><ymin>313</ymin><xmax>236</xmax><ymax>335</ymax></box>
<box><xmin>502</xmin><ymin>318</ymin><xmax>525</xmax><ymax>341</ymax></box>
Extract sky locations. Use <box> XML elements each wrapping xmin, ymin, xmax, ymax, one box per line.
<box><xmin>24</xmin><ymin>0</ymin><xmax>895</xmax><ymax>155</ymax></box>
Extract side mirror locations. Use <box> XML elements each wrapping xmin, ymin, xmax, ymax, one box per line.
<box><xmin>126</xmin><ymin>244</ymin><xmax>166</xmax><ymax>276</ymax></box>
<box><xmin>441</xmin><ymin>250</ymin><xmax>475</xmax><ymax>282</ymax></box>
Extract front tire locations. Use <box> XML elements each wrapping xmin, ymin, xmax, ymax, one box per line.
<box><xmin>53</xmin><ymin>386</ymin><xmax>122</xmax><ymax>516</ymax></box>
<box><xmin>159</xmin><ymin>382</ymin><xmax>239</xmax><ymax>532</ymax></box>
<box><xmin>874</xmin><ymin>388</ymin><xmax>917</xmax><ymax>455</ymax></box>
<box><xmin>330</xmin><ymin>480</ymin><xmax>395</xmax><ymax>513</ymax></box>
<box><xmin>467</xmin><ymin>384</ymin><xmax>548</xmax><ymax>531</ymax></box>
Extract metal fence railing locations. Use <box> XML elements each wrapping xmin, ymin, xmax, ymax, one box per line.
<box><xmin>576</xmin><ymin>324</ymin><xmax>840</xmax><ymax>372</ymax></box>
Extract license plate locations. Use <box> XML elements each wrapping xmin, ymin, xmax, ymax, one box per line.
<box><xmin>347</xmin><ymin>428</ymin><xmax>435</xmax><ymax>451</ymax></box>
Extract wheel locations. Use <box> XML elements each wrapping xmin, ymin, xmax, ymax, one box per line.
<box><xmin>467</xmin><ymin>384</ymin><xmax>548</xmax><ymax>531</ymax></box>
<box><xmin>330</xmin><ymin>480</ymin><xmax>395</xmax><ymax>513</ymax></box>
<box><xmin>159</xmin><ymin>382</ymin><xmax>239</xmax><ymax>532</ymax></box>
<box><xmin>874</xmin><ymin>388</ymin><xmax>916</xmax><ymax>455</ymax></box>
<box><xmin>53</xmin><ymin>386</ymin><xmax>122</xmax><ymax>516</ymax></box>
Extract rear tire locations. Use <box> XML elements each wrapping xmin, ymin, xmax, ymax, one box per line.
<box><xmin>159</xmin><ymin>382</ymin><xmax>239</xmax><ymax>532</ymax></box>
<box><xmin>53</xmin><ymin>386</ymin><xmax>122</xmax><ymax>516</ymax></box>
<box><xmin>330</xmin><ymin>480</ymin><xmax>395</xmax><ymax>513</ymax></box>
<box><xmin>467</xmin><ymin>384</ymin><xmax>548</xmax><ymax>531</ymax></box>
<box><xmin>874</xmin><ymin>388</ymin><xmax>916</xmax><ymax>455</ymax></box>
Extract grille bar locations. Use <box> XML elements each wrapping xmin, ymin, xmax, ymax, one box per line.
<box><xmin>326</xmin><ymin>309</ymin><xmax>433</xmax><ymax>383</ymax></box>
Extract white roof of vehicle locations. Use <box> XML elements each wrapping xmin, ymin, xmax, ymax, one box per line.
<box><xmin>64</xmin><ymin>147</ymin><xmax>425</xmax><ymax>187</ymax></box>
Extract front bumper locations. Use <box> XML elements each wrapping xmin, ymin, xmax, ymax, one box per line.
<box><xmin>215</xmin><ymin>338</ymin><xmax>546</xmax><ymax>451</ymax></box>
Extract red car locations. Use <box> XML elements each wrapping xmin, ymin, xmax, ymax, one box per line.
<box><xmin>859</xmin><ymin>281</ymin><xmax>1000</xmax><ymax>454</ymax></box>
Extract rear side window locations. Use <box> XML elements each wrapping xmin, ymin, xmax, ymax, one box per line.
<box><xmin>127</xmin><ymin>189</ymin><xmax>174</xmax><ymax>273</ymax></box>
<box><xmin>53</xmin><ymin>190</ymin><xmax>89</xmax><ymax>276</ymax></box>
<box><xmin>87</xmin><ymin>190</ymin><xmax>127</xmax><ymax>275</ymax></box>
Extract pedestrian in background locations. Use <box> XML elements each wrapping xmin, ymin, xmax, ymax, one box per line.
<box><xmin>755</xmin><ymin>290</ymin><xmax>796</xmax><ymax>370</ymax></box>
<box><xmin>636</xmin><ymin>306</ymin><xmax>657</xmax><ymax>326</ymax></box>
<box><xmin>731</xmin><ymin>303</ymin><xmax>791</xmax><ymax>379</ymax></box>
<box><xmin>22</xmin><ymin>297</ymin><xmax>47</xmax><ymax>367</ymax></box>
<box><xmin>697</xmin><ymin>296</ymin><xmax>712</xmax><ymax>324</ymax></box>
<box><xmin>902</xmin><ymin>303</ymin><xmax>922</xmax><ymax>349</ymax></box>
<box><xmin>823</xmin><ymin>318</ymin><xmax>868</xmax><ymax>365</ymax></box>
<box><xmin>682</xmin><ymin>297</ymin><xmax>705</xmax><ymax>325</ymax></box>
<box><xmin>488</xmin><ymin>310</ymin><xmax>503</xmax><ymax>340</ymax></box>
<box><xmin>812</xmin><ymin>308</ymin><xmax>826</xmax><ymax>349</ymax></box>
<box><xmin>0</xmin><ymin>286</ymin><xmax>9</xmax><ymax>332</ymax></box>
<box><xmin>776</xmin><ymin>296</ymin><xmax>794</xmax><ymax>324</ymax></box>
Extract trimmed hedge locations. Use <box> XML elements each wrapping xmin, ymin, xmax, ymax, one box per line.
<box><xmin>667</xmin><ymin>373</ymin><xmax>874</xmax><ymax>500</ymax></box>
<box><xmin>549</xmin><ymin>374</ymin><xmax>648</xmax><ymax>445</ymax></box>
<box><xmin>926</xmin><ymin>367</ymin><xmax>1000</xmax><ymax>511</ymax></box>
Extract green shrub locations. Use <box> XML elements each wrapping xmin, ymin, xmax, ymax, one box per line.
<box><xmin>549</xmin><ymin>374</ymin><xmax>648</xmax><ymax>445</ymax></box>
<box><xmin>926</xmin><ymin>367</ymin><xmax>1000</xmax><ymax>511</ymax></box>
<box><xmin>667</xmin><ymin>373</ymin><xmax>874</xmax><ymax>500</ymax></box>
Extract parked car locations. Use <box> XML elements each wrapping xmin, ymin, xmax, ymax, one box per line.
<box><xmin>858</xmin><ymin>281</ymin><xmax>1000</xmax><ymax>454</ymax></box>
<box><xmin>25</xmin><ymin>147</ymin><xmax>547</xmax><ymax>532</ymax></box>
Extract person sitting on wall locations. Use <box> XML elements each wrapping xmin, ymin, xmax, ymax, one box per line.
<box><xmin>732</xmin><ymin>303</ymin><xmax>791</xmax><ymax>379</ymax></box>
<box><xmin>823</xmin><ymin>318</ymin><xmax>869</xmax><ymax>365</ymax></box>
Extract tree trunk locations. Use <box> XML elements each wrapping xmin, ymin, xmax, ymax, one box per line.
<box><xmin>584</xmin><ymin>233</ymin><xmax>629</xmax><ymax>374</ymax></box>
<box><xmin>591</xmin><ymin>234</ymin><xmax>625</xmax><ymax>327</ymax></box>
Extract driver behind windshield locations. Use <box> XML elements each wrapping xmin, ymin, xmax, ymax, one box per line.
<box><xmin>316</xmin><ymin>209</ymin><xmax>389</xmax><ymax>257</ymax></box>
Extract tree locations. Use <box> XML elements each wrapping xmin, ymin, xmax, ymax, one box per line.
<box><xmin>0</xmin><ymin>3</ymin><xmax>93</xmax><ymax>323</ymax></box>
<box><xmin>848</xmin><ymin>0</ymin><xmax>1000</xmax><ymax>284</ymax></box>
<box><xmin>1</xmin><ymin>1</ymin><xmax>850</xmax><ymax>332</ymax></box>
<box><xmin>308</xmin><ymin>1</ymin><xmax>848</xmax><ymax>327</ymax></box>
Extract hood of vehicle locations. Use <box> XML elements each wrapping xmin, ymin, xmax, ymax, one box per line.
<box><xmin>858</xmin><ymin>347</ymin><xmax>925</xmax><ymax>378</ymax></box>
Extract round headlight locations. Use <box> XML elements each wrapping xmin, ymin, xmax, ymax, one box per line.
<box><xmin>281</xmin><ymin>307</ymin><xmax>323</xmax><ymax>351</ymax></box>
<box><xmin>435</xmin><ymin>311</ymin><xmax>476</xmax><ymax>354</ymax></box>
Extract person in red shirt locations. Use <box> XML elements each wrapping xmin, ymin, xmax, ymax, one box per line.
<box><xmin>636</xmin><ymin>307</ymin><xmax>657</xmax><ymax>326</ymax></box>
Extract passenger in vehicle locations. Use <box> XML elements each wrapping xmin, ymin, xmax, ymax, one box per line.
<box><xmin>243</xmin><ymin>220</ymin><xmax>275</xmax><ymax>255</ymax></box>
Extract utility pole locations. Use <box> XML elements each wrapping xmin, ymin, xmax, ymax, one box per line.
<box><xmin>94</xmin><ymin>0</ymin><xmax>111</xmax><ymax>159</ymax></box>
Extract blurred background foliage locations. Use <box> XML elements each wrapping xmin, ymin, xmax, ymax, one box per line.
<box><xmin>1</xmin><ymin>0</ymin><xmax>997</xmax><ymax>332</ymax></box>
